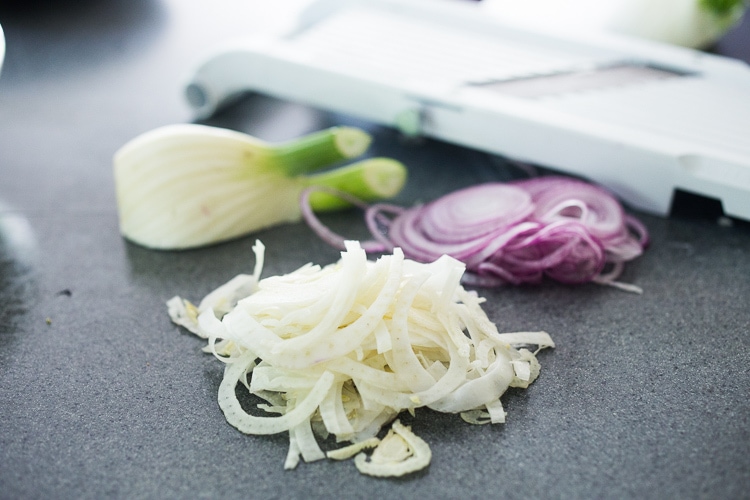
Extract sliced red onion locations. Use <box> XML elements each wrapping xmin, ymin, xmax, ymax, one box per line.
<box><xmin>300</xmin><ymin>176</ymin><xmax>649</xmax><ymax>288</ymax></box>
<box><xmin>299</xmin><ymin>187</ymin><xmax>387</xmax><ymax>254</ymax></box>
<box><xmin>418</xmin><ymin>184</ymin><xmax>533</xmax><ymax>243</ymax></box>
<box><xmin>512</xmin><ymin>177</ymin><xmax>625</xmax><ymax>239</ymax></box>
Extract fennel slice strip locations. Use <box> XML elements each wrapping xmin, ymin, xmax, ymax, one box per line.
<box><xmin>218</xmin><ymin>355</ymin><xmax>335</xmax><ymax>435</ymax></box>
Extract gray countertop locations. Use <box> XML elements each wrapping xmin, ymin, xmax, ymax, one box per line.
<box><xmin>1</xmin><ymin>1</ymin><xmax>749</xmax><ymax>499</ymax></box>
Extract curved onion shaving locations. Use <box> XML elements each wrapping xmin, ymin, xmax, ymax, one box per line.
<box><xmin>168</xmin><ymin>240</ymin><xmax>553</xmax><ymax>477</ymax></box>
<box><xmin>301</xmin><ymin>177</ymin><xmax>649</xmax><ymax>291</ymax></box>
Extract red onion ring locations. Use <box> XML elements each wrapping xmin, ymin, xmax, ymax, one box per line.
<box><xmin>300</xmin><ymin>176</ymin><xmax>649</xmax><ymax>288</ymax></box>
<box><xmin>299</xmin><ymin>187</ymin><xmax>387</xmax><ymax>254</ymax></box>
<box><xmin>418</xmin><ymin>184</ymin><xmax>534</xmax><ymax>243</ymax></box>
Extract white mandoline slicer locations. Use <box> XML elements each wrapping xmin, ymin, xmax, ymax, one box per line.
<box><xmin>184</xmin><ymin>0</ymin><xmax>750</xmax><ymax>220</ymax></box>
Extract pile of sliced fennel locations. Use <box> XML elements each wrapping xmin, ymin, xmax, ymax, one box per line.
<box><xmin>168</xmin><ymin>241</ymin><xmax>554</xmax><ymax>477</ymax></box>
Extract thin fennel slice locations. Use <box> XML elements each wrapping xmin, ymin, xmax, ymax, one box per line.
<box><xmin>353</xmin><ymin>420</ymin><xmax>432</xmax><ymax>477</ymax></box>
<box><xmin>327</xmin><ymin>437</ymin><xmax>381</xmax><ymax>461</ymax></box>
<box><xmin>168</xmin><ymin>240</ymin><xmax>554</xmax><ymax>477</ymax></box>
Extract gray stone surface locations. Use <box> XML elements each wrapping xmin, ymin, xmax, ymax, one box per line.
<box><xmin>1</xmin><ymin>2</ymin><xmax>749</xmax><ymax>499</ymax></box>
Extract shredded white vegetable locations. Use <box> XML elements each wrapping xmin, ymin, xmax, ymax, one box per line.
<box><xmin>353</xmin><ymin>420</ymin><xmax>431</xmax><ymax>477</ymax></box>
<box><xmin>168</xmin><ymin>240</ymin><xmax>554</xmax><ymax>477</ymax></box>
